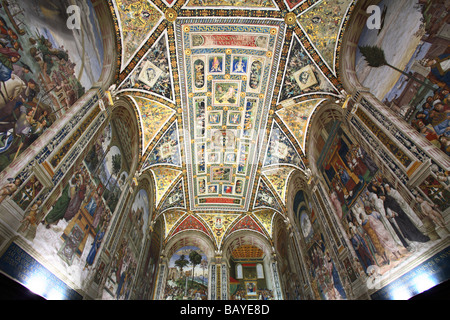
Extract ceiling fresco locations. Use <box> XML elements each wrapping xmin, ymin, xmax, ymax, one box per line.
<box><xmin>183</xmin><ymin>0</ymin><xmax>279</xmax><ymax>9</ymax></box>
<box><xmin>178</xmin><ymin>19</ymin><xmax>285</xmax><ymax>212</ymax></box>
<box><xmin>108</xmin><ymin>0</ymin><xmax>354</xmax><ymax>249</ymax></box>
<box><xmin>297</xmin><ymin>0</ymin><xmax>353</xmax><ymax>74</ymax></box>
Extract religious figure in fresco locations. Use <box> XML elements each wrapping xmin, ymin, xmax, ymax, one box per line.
<box><xmin>42</xmin><ymin>183</ymin><xmax>71</xmax><ymax>228</ymax></box>
<box><xmin>0</xmin><ymin>177</ymin><xmax>21</xmax><ymax>204</ymax></box>
<box><xmin>19</xmin><ymin>200</ymin><xmax>42</xmax><ymax>240</ymax></box>
<box><xmin>416</xmin><ymin>196</ymin><xmax>446</xmax><ymax>229</ymax></box>
<box><xmin>348</xmin><ymin>221</ymin><xmax>376</xmax><ymax>274</ymax></box>
<box><xmin>232</xmin><ymin>56</ymin><xmax>248</xmax><ymax>74</ymax></box>
<box><xmin>322</xmin><ymin>128</ymin><xmax>378</xmax><ymax>214</ymax></box>
<box><xmin>84</xmin><ymin>225</ymin><xmax>105</xmax><ymax>269</ymax></box>
<box><xmin>249</xmin><ymin>60</ymin><xmax>263</xmax><ymax>90</ymax></box>
<box><xmin>63</xmin><ymin>167</ymin><xmax>89</xmax><ymax>222</ymax></box>
<box><xmin>306</xmin><ymin>237</ymin><xmax>346</xmax><ymax>300</ymax></box>
<box><xmin>208</xmin><ymin>185</ymin><xmax>217</xmax><ymax>194</ymax></box>
<box><xmin>209</xmin><ymin>56</ymin><xmax>222</xmax><ymax>73</ymax></box>
<box><xmin>194</xmin><ymin>59</ymin><xmax>205</xmax><ymax>89</ymax></box>
<box><xmin>379</xmin><ymin>192</ymin><xmax>430</xmax><ymax>247</ymax></box>
<box><xmin>353</xmin><ymin>203</ymin><xmax>391</xmax><ymax>266</ymax></box>
<box><xmin>423</xmin><ymin>54</ymin><xmax>450</xmax><ymax>90</ymax></box>
<box><xmin>330</xmin><ymin>191</ymin><xmax>343</xmax><ymax>220</ymax></box>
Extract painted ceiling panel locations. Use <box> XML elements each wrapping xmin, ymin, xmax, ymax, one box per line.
<box><xmin>108</xmin><ymin>0</ymin><xmax>354</xmax><ymax>244</ymax></box>
<box><xmin>262</xmin><ymin>166</ymin><xmax>295</xmax><ymax>204</ymax></box>
<box><xmin>297</xmin><ymin>0</ymin><xmax>354</xmax><ymax>74</ymax></box>
<box><xmin>183</xmin><ymin>0</ymin><xmax>278</xmax><ymax>9</ymax></box>
<box><xmin>252</xmin><ymin>210</ymin><xmax>276</xmax><ymax>237</ymax></box>
<box><xmin>253</xmin><ymin>178</ymin><xmax>283</xmax><ymax>213</ymax></box>
<box><xmin>198</xmin><ymin>213</ymin><xmax>241</xmax><ymax>247</ymax></box>
<box><xmin>169</xmin><ymin>214</ymin><xmax>212</xmax><ymax>239</ymax></box>
<box><xmin>118</xmin><ymin>31</ymin><xmax>175</xmax><ymax>103</ymax></box>
<box><xmin>228</xmin><ymin>215</ymin><xmax>265</xmax><ymax>237</ymax></box>
<box><xmin>142</xmin><ymin>121</ymin><xmax>182</xmax><ymax>170</ymax></box>
<box><xmin>151</xmin><ymin>167</ymin><xmax>182</xmax><ymax>206</ymax></box>
<box><xmin>278</xmin><ymin>34</ymin><xmax>339</xmax><ymax>102</ymax></box>
<box><xmin>158</xmin><ymin>178</ymin><xmax>186</xmax><ymax>214</ymax></box>
<box><xmin>277</xmin><ymin>98</ymin><xmax>325</xmax><ymax>150</ymax></box>
<box><xmin>176</xmin><ymin>18</ymin><xmax>286</xmax><ymax>213</ymax></box>
<box><xmin>164</xmin><ymin>210</ymin><xmax>186</xmax><ymax>238</ymax></box>
<box><xmin>129</xmin><ymin>96</ymin><xmax>175</xmax><ymax>154</ymax></box>
<box><xmin>263</xmin><ymin>120</ymin><xmax>305</xmax><ymax>170</ymax></box>
<box><xmin>113</xmin><ymin>0</ymin><xmax>163</xmax><ymax>71</ymax></box>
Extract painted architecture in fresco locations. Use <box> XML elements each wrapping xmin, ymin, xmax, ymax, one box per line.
<box><xmin>0</xmin><ymin>0</ymin><xmax>448</xmax><ymax>302</ymax></box>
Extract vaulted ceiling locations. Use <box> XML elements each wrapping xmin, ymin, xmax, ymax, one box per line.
<box><xmin>107</xmin><ymin>0</ymin><xmax>354</xmax><ymax>248</ymax></box>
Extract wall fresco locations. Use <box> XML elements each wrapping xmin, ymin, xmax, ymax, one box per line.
<box><xmin>163</xmin><ymin>246</ymin><xmax>208</xmax><ymax>300</ymax></box>
<box><xmin>355</xmin><ymin>0</ymin><xmax>450</xmax><ymax>151</ymax></box>
<box><xmin>0</xmin><ymin>0</ymin><xmax>104</xmax><ymax>172</ymax></box>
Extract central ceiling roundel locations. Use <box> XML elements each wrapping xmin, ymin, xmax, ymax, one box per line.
<box><xmin>109</xmin><ymin>0</ymin><xmax>353</xmax><ymax>244</ymax></box>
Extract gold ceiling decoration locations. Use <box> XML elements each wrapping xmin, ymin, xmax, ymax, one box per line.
<box><xmin>108</xmin><ymin>0</ymin><xmax>354</xmax><ymax>245</ymax></box>
<box><xmin>231</xmin><ymin>245</ymin><xmax>264</xmax><ymax>259</ymax></box>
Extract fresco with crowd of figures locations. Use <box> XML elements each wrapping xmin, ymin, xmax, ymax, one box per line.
<box><xmin>0</xmin><ymin>0</ymin><xmax>104</xmax><ymax>172</ymax></box>
<box><xmin>14</xmin><ymin>118</ymin><xmax>134</xmax><ymax>293</ymax></box>
<box><xmin>315</xmin><ymin>119</ymin><xmax>440</xmax><ymax>294</ymax></box>
<box><xmin>356</xmin><ymin>0</ymin><xmax>450</xmax><ymax>155</ymax></box>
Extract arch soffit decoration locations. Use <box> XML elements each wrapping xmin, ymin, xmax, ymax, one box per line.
<box><xmin>163</xmin><ymin>229</ymin><xmax>216</xmax><ymax>262</ymax></box>
<box><xmin>221</xmin><ymin>229</ymin><xmax>274</xmax><ymax>263</ymax></box>
<box><xmin>305</xmin><ymin>102</ymin><xmax>347</xmax><ymax>172</ymax></box>
<box><xmin>337</xmin><ymin>0</ymin><xmax>381</xmax><ymax>93</ymax></box>
<box><xmin>91</xmin><ymin>0</ymin><xmax>121</xmax><ymax>91</ymax></box>
<box><xmin>110</xmin><ymin>96</ymin><xmax>142</xmax><ymax>177</ymax></box>
<box><xmin>134</xmin><ymin>170</ymin><xmax>156</xmax><ymax>210</ymax></box>
<box><xmin>284</xmin><ymin>169</ymin><xmax>309</xmax><ymax>229</ymax></box>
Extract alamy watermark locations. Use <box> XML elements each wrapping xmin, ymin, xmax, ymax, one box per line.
<box><xmin>66</xmin><ymin>5</ymin><xmax>81</xmax><ymax>30</ymax></box>
<box><xmin>366</xmin><ymin>5</ymin><xmax>383</xmax><ymax>30</ymax></box>
<box><xmin>64</xmin><ymin>4</ymin><xmax>384</xmax><ymax>30</ymax></box>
